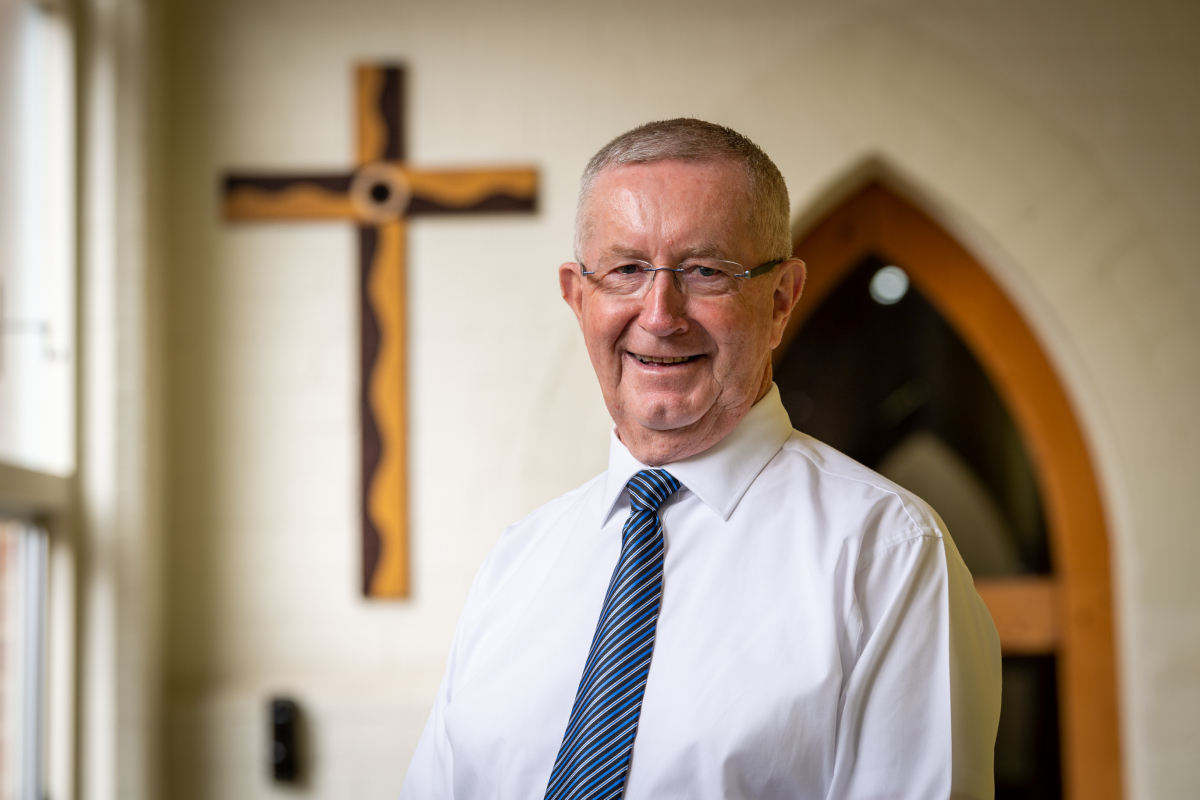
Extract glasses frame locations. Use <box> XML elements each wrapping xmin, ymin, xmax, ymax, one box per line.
<box><xmin>578</xmin><ymin>257</ymin><xmax>787</xmax><ymax>298</ymax></box>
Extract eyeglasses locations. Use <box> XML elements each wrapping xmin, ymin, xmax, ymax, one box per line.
<box><xmin>579</xmin><ymin>256</ymin><xmax>785</xmax><ymax>298</ymax></box>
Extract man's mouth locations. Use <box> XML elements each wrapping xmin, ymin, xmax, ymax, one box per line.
<box><xmin>632</xmin><ymin>353</ymin><xmax>697</xmax><ymax>365</ymax></box>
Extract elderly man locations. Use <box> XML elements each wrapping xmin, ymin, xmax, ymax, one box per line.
<box><xmin>401</xmin><ymin>119</ymin><xmax>1001</xmax><ymax>800</ymax></box>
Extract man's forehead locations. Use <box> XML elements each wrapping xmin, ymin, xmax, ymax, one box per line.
<box><xmin>579</xmin><ymin>158</ymin><xmax>754</xmax><ymax>260</ymax></box>
<box><xmin>589</xmin><ymin>160</ymin><xmax>749</xmax><ymax>217</ymax></box>
<box><xmin>599</xmin><ymin>241</ymin><xmax>728</xmax><ymax>259</ymax></box>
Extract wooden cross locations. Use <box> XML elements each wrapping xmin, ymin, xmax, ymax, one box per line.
<box><xmin>223</xmin><ymin>64</ymin><xmax>538</xmax><ymax>598</ymax></box>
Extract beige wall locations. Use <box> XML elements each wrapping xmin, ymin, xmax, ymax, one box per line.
<box><xmin>160</xmin><ymin>1</ymin><xmax>1200</xmax><ymax>798</ymax></box>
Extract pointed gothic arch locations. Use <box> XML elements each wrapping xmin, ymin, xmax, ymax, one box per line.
<box><xmin>779</xmin><ymin>180</ymin><xmax>1122</xmax><ymax>799</ymax></box>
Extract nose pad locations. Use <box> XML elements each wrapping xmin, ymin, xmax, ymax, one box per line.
<box><xmin>645</xmin><ymin>268</ymin><xmax>686</xmax><ymax>299</ymax></box>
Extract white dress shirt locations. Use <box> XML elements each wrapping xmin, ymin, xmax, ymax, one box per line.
<box><xmin>401</xmin><ymin>385</ymin><xmax>1001</xmax><ymax>800</ymax></box>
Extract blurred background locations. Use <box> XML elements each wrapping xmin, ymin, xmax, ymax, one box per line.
<box><xmin>0</xmin><ymin>0</ymin><xmax>1197</xmax><ymax>798</ymax></box>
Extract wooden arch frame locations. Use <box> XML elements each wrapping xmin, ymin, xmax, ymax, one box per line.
<box><xmin>779</xmin><ymin>181</ymin><xmax>1122</xmax><ymax>799</ymax></box>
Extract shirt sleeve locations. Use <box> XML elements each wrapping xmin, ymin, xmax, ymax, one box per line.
<box><xmin>827</xmin><ymin>524</ymin><xmax>1002</xmax><ymax>800</ymax></box>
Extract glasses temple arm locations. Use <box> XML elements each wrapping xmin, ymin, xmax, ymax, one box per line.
<box><xmin>743</xmin><ymin>258</ymin><xmax>786</xmax><ymax>279</ymax></box>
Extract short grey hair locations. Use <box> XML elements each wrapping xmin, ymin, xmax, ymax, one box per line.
<box><xmin>574</xmin><ymin>118</ymin><xmax>792</xmax><ymax>262</ymax></box>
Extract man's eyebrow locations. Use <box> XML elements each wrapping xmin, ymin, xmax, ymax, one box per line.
<box><xmin>602</xmin><ymin>244</ymin><xmax>648</xmax><ymax>259</ymax></box>
<box><xmin>679</xmin><ymin>242</ymin><xmax>727</xmax><ymax>259</ymax></box>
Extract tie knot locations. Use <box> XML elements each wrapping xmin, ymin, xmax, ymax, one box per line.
<box><xmin>626</xmin><ymin>469</ymin><xmax>682</xmax><ymax>513</ymax></box>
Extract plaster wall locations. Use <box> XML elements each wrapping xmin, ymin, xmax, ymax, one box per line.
<box><xmin>160</xmin><ymin>1</ymin><xmax>1200</xmax><ymax>798</ymax></box>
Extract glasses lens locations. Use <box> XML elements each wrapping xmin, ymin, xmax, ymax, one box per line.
<box><xmin>591</xmin><ymin>258</ymin><xmax>652</xmax><ymax>295</ymax></box>
<box><xmin>678</xmin><ymin>259</ymin><xmax>742</xmax><ymax>297</ymax></box>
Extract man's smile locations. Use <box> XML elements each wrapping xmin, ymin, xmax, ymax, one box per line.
<box><xmin>629</xmin><ymin>352</ymin><xmax>703</xmax><ymax>366</ymax></box>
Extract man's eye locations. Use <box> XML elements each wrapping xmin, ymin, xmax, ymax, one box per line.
<box><xmin>696</xmin><ymin>266</ymin><xmax>720</xmax><ymax>277</ymax></box>
<box><xmin>613</xmin><ymin>264</ymin><xmax>642</xmax><ymax>275</ymax></box>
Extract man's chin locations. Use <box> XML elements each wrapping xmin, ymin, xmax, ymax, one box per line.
<box><xmin>623</xmin><ymin>400</ymin><xmax>709</xmax><ymax>435</ymax></box>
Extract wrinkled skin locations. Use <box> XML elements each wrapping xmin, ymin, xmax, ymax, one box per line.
<box><xmin>560</xmin><ymin>159</ymin><xmax>806</xmax><ymax>466</ymax></box>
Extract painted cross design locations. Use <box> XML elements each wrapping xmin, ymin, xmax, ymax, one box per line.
<box><xmin>223</xmin><ymin>64</ymin><xmax>538</xmax><ymax>598</ymax></box>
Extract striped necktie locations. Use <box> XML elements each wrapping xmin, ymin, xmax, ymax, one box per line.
<box><xmin>545</xmin><ymin>468</ymin><xmax>683</xmax><ymax>800</ymax></box>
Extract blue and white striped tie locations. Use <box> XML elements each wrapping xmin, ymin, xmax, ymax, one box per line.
<box><xmin>544</xmin><ymin>469</ymin><xmax>683</xmax><ymax>800</ymax></box>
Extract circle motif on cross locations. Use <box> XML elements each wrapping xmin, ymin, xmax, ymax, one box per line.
<box><xmin>350</xmin><ymin>162</ymin><xmax>412</xmax><ymax>223</ymax></box>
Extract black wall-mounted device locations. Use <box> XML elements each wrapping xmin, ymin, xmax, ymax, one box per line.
<box><xmin>270</xmin><ymin>697</ymin><xmax>301</xmax><ymax>782</ymax></box>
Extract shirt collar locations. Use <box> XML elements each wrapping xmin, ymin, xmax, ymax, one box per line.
<box><xmin>597</xmin><ymin>383</ymin><xmax>794</xmax><ymax>525</ymax></box>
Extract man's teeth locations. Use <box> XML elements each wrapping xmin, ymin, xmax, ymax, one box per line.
<box><xmin>636</xmin><ymin>354</ymin><xmax>692</xmax><ymax>364</ymax></box>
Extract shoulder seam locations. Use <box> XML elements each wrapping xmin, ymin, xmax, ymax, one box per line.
<box><xmin>855</xmin><ymin>529</ymin><xmax>942</xmax><ymax>574</ymax></box>
<box><xmin>781</xmin><ymin>435</ymin><xmax>934</xmax><ymax>533</ymax></box>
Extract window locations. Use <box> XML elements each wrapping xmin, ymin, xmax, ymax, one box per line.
<box><xmin>0</xmin><ymin>1</ymin><xmax>76</xmax><ymax>797</ymax></box>
<box><xmin>0</xmin><ymin>0</ymin><xmax>75</xmax><ymax>476</ymax></box>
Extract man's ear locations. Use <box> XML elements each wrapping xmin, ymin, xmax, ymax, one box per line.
<box><xmin>560</xmin><ymin>262</ymin><xmax>585</xmax><ymax>325</ymax></box>
<box><xmin>770</xmin><ymin>259</ymin><xmax>806</xmax><ymax>348</ymax></box>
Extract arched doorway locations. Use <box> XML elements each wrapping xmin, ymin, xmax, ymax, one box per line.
<box><xmin>777</xmin><ymin>181</ymin><xmax>1121</xmax><ymax>799</ymax></box>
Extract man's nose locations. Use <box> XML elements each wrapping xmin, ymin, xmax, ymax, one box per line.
<box><xmin>638</xmin><ymin>270</ymin><xmax>690</xmax><ymax>335</ymax></box>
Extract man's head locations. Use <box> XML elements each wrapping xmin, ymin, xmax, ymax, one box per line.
<box><xmin>560</xmin><ymin>119</ymin><xmax>806</xmax><ymax>466</ymax></box>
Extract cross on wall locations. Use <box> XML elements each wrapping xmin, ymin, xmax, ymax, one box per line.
<box><xmin>223</xmin><ymin>64</ymin><xmax>539</xmax><ymax>598</ymax></box>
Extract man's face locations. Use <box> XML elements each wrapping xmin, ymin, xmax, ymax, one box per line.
<box><xmin>560</xmin><ymin>158</ymin><xmax>804</xmax><ymax>465</ymax></box>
